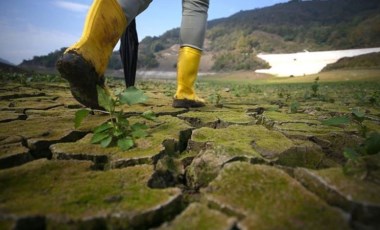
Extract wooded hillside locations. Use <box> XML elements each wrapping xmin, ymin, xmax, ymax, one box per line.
<box><xmin>20</xmin><ymin>0</ymin><xmax>380</xmax><ymax>72</ymax></box>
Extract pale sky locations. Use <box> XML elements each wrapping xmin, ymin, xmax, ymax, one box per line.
<box><xmin>0</xmin><ymin>0</ymin><xmax>288</xmax><ymax>65</ymax></box>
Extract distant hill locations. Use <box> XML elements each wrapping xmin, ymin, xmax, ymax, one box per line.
<box><xmin>140</xmin><ymin>0</ymin><xmax>380</xmax><ymax>71</ymax></box>
<box><xmin>322</xmin><ymin>52</ymin><xmax>380</xmax><ymax>71</ymax></box>
<box><xmin>0</xmin><ymin>62</ymin><xmax>29</xmax><ymax>74</ymax></box>
<box><xmin>18</xmin><ymin>48</ymin><xmax>146</xmax><ymax>74</ymax></box>
<box><xmin>19</xmin><ymin>0</ymin><xmax>380</xmax><ymax>72</ymax></box>
<box><xmin>19</xmin><ymin>47</ymin><xmax>67</xmax><ymax>70</ymax></box>
<box><xmin>0</xmin><ymin>58</ymin><xmax>15</xmax><ymax>66</ymax></box>
<box><xmin>207</xmin><ymin>0</ymin><xmax>380</xmax><ymax>52</ymax></box>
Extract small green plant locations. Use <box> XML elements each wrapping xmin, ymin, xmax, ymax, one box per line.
<box><xmin>342</xmin><ymin>132</ymin><xmax>380</xmax><ymax>179</ymax></box>
<box><xmin>321</xmin><ymin>108</ymin><xmax>368</xmax><ymax>137</ymax></box>
<box><xmin>285</xmin><ymin>93</ymin><xmax>291</xmax><ymax>102</ymax></box>
<box><xmin>351</xmin><ymin>108</ymin><xmax>368</xmax><ymax>137</ymax></box>
<box><xmin>75</xmin><ymin>86</ymin><xmax>156</xmax><ymax>151</ymax></box>
<box><xmin>311</xmin><ymin>77</ymin><xmax>320</xmax><ymax>97</ymax></box>
<box><xmin>277</xmin><ymin>90</ymin><xmax>284</xmax><ymax>99</ymax></box>
<box><xmin>208</xmin><ymin>91</ymin><xmax>222</xmax><ymax>107</ymax></box>
<box><xmin>354</xmin><ymin>90</ymin><xmax>367</xmax><ymax>105</ymax></box>
<box><xmin>369</xmin><ymin>96</ymin><xmax>377</xmax><ymax>106</ymax></box>
<box><xmin>289</xmin><ymin>101</ymin><xmax>300</xmax><ymax>113</ymax></box>
<box><xmin>368</xmin><ymin>90</ymin><xmax>380</xmax><ymax>106</ymax></box>
<box><xmin>321</xmin><ymin>115</ymin><xmax>350</xmax><ymax>128</ymax></box>
<box><xmin>321</xmin><ymin>111</ymin><xmax>380</xmax><ymax>178</ymax></box>
<box><xmin>277</xmin><ymin>88</ymin><xmax>291</xmax><ymax>101</ymax></box>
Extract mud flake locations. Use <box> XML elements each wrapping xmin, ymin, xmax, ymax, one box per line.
<box><xmin>157</xmin><ymin>203</ymin><xmax>236</xmax><ymax>230</ymax></box>
<box><xmin>0</xmin><ymin>159</ymin><xmax>182</xmax><ymax>229</ymax></box>
<box><xmin>202</xmin><ymin>162</ymin><xmax>350</xmax><ymax>230</ymax></box>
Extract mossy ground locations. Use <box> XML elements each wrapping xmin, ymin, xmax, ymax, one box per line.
<box><xmin>203</xmin><ymin>162</ymin><xmax>350</xmax><ymax>230</ymax></box>
<box><xmin>0</xmin><ymin>70</ymin><xmax>379</xmax><ymax>229</ymax></box>
<box><xmin>190</xmin><ymin>125</ymin><xmax>293</xmax><ymax>159</ymax></box>
<box><xmin>295</xmin><ymin>163</ymin><xmax>380</xmax><ymax>228</ymax></box>
<box><xmin>178</xmin><ymin>109</ymin><xmax>255</xmax><ymax>128</ymax></box>
<box><xmin>0</xmin><ymin>160</ymin><xmax>181</xmax><ymax>228</ymax></box>
<box><xmin>50</xmin><ymin>115</ymin><xmax>192</xmax><ymax>168</ymax></box>
<box><xmin>157</xmin><ymin>203</ymin><xmax>236</xmax><ymax>230</ymax></box>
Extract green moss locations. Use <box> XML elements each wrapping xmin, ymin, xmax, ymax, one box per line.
<box><xmin>302</xmin><ymin>102</ymin><xmax>350</xmax><ymax>114</ymax></box>
<box><xmin>156</xmin><ymin>156</ymin><xmax>184</xmax><ymax>178</ymax></box>
<box><xmin>0</xmin><ymin>111</ymin><xmax>26</xmax><ymax>122</ymax></box>
<box><xmin>158</xmin><ymin>203</ymin><xmax>235</xmax><ymax>230</ymax></box>
<box><xmin>275</xmin><ymin>122</ymin><xmax>342</xmax><ymax>134</ymax></box>
<box><xmin>274</xmin><ymin>122</ymin><xmax>359</xmax><ymax>151</ymax></box>
<box><xmin>276</xmin><ymin>139</ymin><xmax>339</xmax><ymax>169</ymax></box>
<box><xmin>0</xmin><ymin>159</ymin><xmax>180</xmax><ymax>223</ymax></box>
<box><xmin>76</xmin><ymin>114</ymin><xmax>111</xmax><ymax>132</ymax></box>
<box><xmin>179</xmin><ymin>150</ymin><xmax>198</xmax><ymax>160</ymax></box>
<box><xmin>0</xmin><ymin>109</ymin><xmax>112</xmax><ymax>144</ymax></box>
<box><xmin>0</xmin><ymin>113</ymin><xmax>108</xmax><ymax>154</ymax></box>
<box><xmin>0</xmin><ymin>142</ymin><xmax>32</xmax><ymax>170</ymax></box>
<box><xmin>364</xmin><ymin>120</ymin><xmax>380</xmax><ymax>133</ymax></box>
<box><xmin>150</xmin><ymin>115</ymin><xmax>192</xmax><ymax>135</ymax></box>
<box><xmin>11</xmin><ymin>96</ymin><xmax>57</xmax><ymax>102</ymax></box>
<box><xmin>113</xmin><ymin>118</ymin><xmax>187</xmax><ymax>162</ymax></box>
<box><xmin>51</xmin><ymin>116</ymin><xmax>192</xmax><ymax>168</ymax></box>
<box><xmin>262</xmin><ymin>111</ymin><xmax>320</xmax><ymax>124</ymax></box>
<box><xmin>297</xmin><ymin>167</ymin><xmax>380</xmax><ymax>205</ymax></box>
<box><xmin>0</xmin><ymin>88</ymin><xmax>46</xmax><ymax>101</ymax></box>
<box><xmin>0</xmin><ymin>219</ymin><xmax>14</xmax><ymax>230</ymax></box>
<box><xmin>119</xmin><ymin>96</ymin><xmax>186</xmax><ymax>115</ymax></box>
<box><xmin>0</xmin><ymin>117</ymin><xmax>72</xmax><ymax>141</ymax></box>
<box><xmin>179</xmin><ymin>110</ymin><xmax>254</xmax><ymax>127</ymax></box>
<box><xmin>1</xmin><ymin>99</ymin><xmax>61</xmax><ymax>111</ymax></box>
<box><xmin>0</xmin><ymin>142</ymin><xmax>29</xmax><ymax>158</ymax></box>
<box><xmin>203</xmin><ymin>162</ymin><xmax>349</xmax><ymax>230</ymax></box>
<box><xmin>185</xmin><ymin>149</ymin><xmax>231</xmax><ymax>189</ymax></box>
<box><xmin>191</xmin><ymin>125</ymin><xmax>293</xmax><ymax>159</ymax></box>
<box><xmin>52</xmin><ymin>133</ymin><xmax>162</xmax><ymax>161</ymax></box>
<box><xmin>247</xmin><ymin>104</ymin><xmax>281</xmax><ymax>112</ymax></box>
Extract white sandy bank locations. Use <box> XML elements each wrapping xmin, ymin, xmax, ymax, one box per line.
<box><xmin>255</xmin><ymin>47</ymin><xmax>380</xmax><ymax>77</ymax></box>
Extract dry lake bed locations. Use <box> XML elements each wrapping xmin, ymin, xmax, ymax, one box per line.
<box><xmin>0</xmin><ymin>70</ymin><xmax>379</xmax><ymax>229</ymax></box>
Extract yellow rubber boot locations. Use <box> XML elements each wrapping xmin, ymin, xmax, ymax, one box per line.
<box><xmin>56</xmin><ymin>0</ymin><xmax>127</xmax><ymax>109</ymax></box>
<box><xmin>67</xmin><ymin>0</ymin><xmax>126</xmax><ymax>75</ymax></box>
<box><xmin>173</xmin><ymin>46</ymin><xmax>206</xmax><ymax>108</ymax></box>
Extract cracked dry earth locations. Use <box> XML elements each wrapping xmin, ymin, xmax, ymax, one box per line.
<box><xmin>0</xmin><ymin>81</ymin><xmax>379</xmax><ymax>230</ymax></box>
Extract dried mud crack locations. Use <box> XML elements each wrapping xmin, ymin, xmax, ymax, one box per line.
<box><xmin>1</xmin><ymin>80</ymin><xmax>380</xmax><ymax>230</ymax></box>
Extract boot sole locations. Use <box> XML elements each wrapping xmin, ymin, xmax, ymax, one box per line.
<box><xmin>172</xmin><ymin>99</ymin><xmax>206</xmax><ymax>108</ymax></box>
<box><xmin>56</xmin><ymin>52</ymin><xmax>104</xmax><ymax>110</ymax></box>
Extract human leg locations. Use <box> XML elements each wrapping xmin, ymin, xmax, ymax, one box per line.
<box><xmin>173</xmin><ymin>0</ymin><xmax>209</xmax><ymax>108</ymax></box>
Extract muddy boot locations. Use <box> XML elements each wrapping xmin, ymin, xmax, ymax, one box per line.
<box><xmin>172</xmin><ymin>46</ymin><xmax>206</xmax><ymax>108</ymax></box>
<box><xmin>56</xmin><ymin>0</ymin><xmax>127</xmax><ymax>109</ymax></box>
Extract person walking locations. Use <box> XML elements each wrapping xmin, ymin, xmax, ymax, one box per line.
<box><xmin>57</xmin><ymin>0</ymin><xmax>209</xmax><ymax>109</ymax></box>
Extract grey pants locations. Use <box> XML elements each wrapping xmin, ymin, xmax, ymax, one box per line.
<box><xmin>117</xmin><ymin>0</ymin><xmax>209</xmax><ymax>50</ymax></box>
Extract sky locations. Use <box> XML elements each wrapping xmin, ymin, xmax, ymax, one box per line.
<box><xmin>0</xmin><ymin>0</ymin><xmax>288</xmax><ymax>65</ymax></box>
